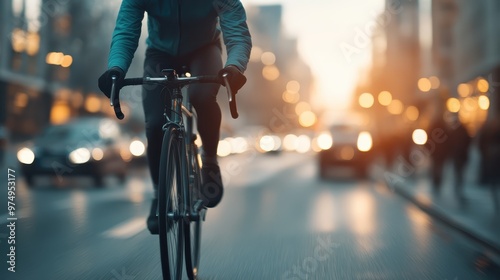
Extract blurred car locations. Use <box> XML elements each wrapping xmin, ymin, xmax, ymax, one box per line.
<box><xmin>317</xmin><ymin>116</ymin><xmax>375</xmax><ymax>179</ymax></box>
<box><xmin>17</xmin><ymin>116</ymin><xmax>129</xmax><ymax>187</ymax></box>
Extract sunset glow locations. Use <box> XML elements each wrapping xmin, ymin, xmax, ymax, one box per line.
<box><xmin>246</xmin><ymin>0</ymin><xmax>386</xmax><ymax>110</ymax></box>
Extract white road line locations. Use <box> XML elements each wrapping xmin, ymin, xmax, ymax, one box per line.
<box><xmin>102</xmin><ymin>217</ymin><xmax>146</xmax><ymax>239</ymax></box>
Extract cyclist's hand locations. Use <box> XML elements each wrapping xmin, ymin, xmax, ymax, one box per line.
<box><xmin>98</xmin><ymin>67</ymin><xmax>125</xmax><ymax>98</ymax></box>
<box><xmin>218</xmin><ymin>65</ymin><xmax>246</xmax><ymax>93</ymax></box>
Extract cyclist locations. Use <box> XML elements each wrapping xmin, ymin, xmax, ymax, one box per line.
<box><xmin>98</xmin><ymin>0</ymin><xmax>252</xmax><ymax>234</ymax></box>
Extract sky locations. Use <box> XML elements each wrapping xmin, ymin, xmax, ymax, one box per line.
<box><xmin>244</xmin><ymin>0</ymin><xmax>386</xmax><ymax>110</ymax></box>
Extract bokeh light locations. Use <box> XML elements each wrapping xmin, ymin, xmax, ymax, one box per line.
<box><xmin>477</xmin><ymin>78</ymin><xmax>489</xmax><ymax>93</ymax></box>
<box><xmin>457</xmin><ymin>83</ymin><xmax>471</xmax><ymax>97</ymax></box>
<box><xmin>85</xmin><ymin>95</ymin><xmax>101</xmax><ymax>113</ymax></box>
<box><xmin>412</xmin><ymin>129</ymin><xmax>428</xmax><ymax>145</ymax></box>
<box><xmin>286</xmin><ymin>80</ymin><xmax>301</xmax><ymax>93</ymax></box>
<box><xmin>478</xmin><ymin>95</ymin><xmax>490</xmax><ymax>110</ymax></box>
<box><xmin>405</xmin><ymin>106</ymin><xmax>419</xmax><ymax>121</ymax></box>
<box><xmin>378</xmin><ymin>91</ymin><xmax>392</xmax><ymax>106</ymax></box>
<box><xmin>262</xmin><ymin>65</ymin><xmax>280</xmax><ymax>81</ymax></box>
<box><xmin>359</xmin><ymin>93</ymin><xmax>374</xmax><ymax>108</ymax></box>
<box><xmin>446</xmin><ymin>98</ymin><xmax>461</xmax><ymax>113</ymax></box>
<box><xmin>50</xmin><ymin>101</ymin><xmax>71</xmax><ymax>124</ymax></box>
<box><xmin>296</xmin><ymin>135</ymin><xmax>311</xmax><ymax>154</ymax></box>
<box><xmin>299</xmin><ymin>111</ymin><xmax>317</xmax><ymax>127</ymax></box>
<box><xmin>429</xmin><ymin>76</ymin><xmax>440</xmax><ymax>89</ymax></box>
<box><xmin>282</xmin><ymin>90</ymin><xmax>300</xmax><ymax>103</ymax></box>
<box><xmin>317</xmin><ymin>133</ymin><xmax>333</xmax><ymax>150</ymax></box>
<box><xmin>283</xmin><ymin>134</ymin><xmax>299</xmax><ymax>151</ymax></box>
<box><xmin>387</xmin><ymin>99</ymin><xmax>404</xmax><ymax>115</ymax></box>
<box><xmin>295</xmin><ymin>101</ymin><xmax>311</xmax><ymax>115</ymax></box>
<box><xmin>261</xmin><ymin>52</ymin><xmax>276</xmax><ymax>65</ymax></box>
<box><xmin>418</xmin><ymin>78</ymin><xmax>431</xmax><ymax>92</ymax></box>
<box><xmin>217</xmin><ymin>139</ymin><xmax>232</xmax><ymax>157</ymax></box>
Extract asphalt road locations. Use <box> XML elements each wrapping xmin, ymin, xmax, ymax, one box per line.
<box><xmin>0</xmin><ymin>152</ymin><xmax>499</xmax><ymax>279</ymax></box>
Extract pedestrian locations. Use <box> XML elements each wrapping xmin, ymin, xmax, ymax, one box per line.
<box><xmin>446</xmin><ymin>114</ymin><xmax>471</xmax><ymax>201</ymax></box>
<box><xmin>478</xmin><ymin>116</ymin><xmax>500</xmax><ymax>213</ymax></box>
<box><xmin>426</xmin><ymin>114</ymin><xmax>450</xmax><ymax>193</ymax></box>
<box><xmin>98</xmin><ymin>0</ymin><xmax>252</xmax><ymax>234</ymax></box>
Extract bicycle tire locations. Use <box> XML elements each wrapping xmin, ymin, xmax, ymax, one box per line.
<box><xmin>185</xmin><ymin>143</ymin><xmax>203</xmax><ymax>280</ymax></box>
<box><xmin>158</xmin><ymin>126</ymin><xmax>184</xmax><ymax>280</ymax></box>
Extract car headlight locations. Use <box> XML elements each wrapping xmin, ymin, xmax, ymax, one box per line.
<box><xmin>317</xmin><ymin>132</ymin><xmax>333</xmax><ymax>150</ymax></box>
<box><xmin>217</xmin><ymin>139</ymin><xmax>232</xmax><ymax>157</ymax></box>
<box><xmin>259</xmin><ymin>135</ymin><xmax>282</xmax><ymax>153</ymax></box>
<box><xmin>17</xmin><ymin>147</ymin><xmax>35</xmax><ymax>164</ymax></box>
<box><xmin>69</xmin><ymin>148</ymin><xmax>91</xmax><ymax>164</ymax></box>
<box><xmin>357</xmin><ymin>131</ymin><xmax>373</xmax><ymax>152</ymax></box>
<box><xmin>129</xmin><ymin>140</ymin><xmax>146</xmax><ymax>157</ymax></box>
<box><xmin>92</xmin><ymin>148</ymin><xmax>104</xmax><ymax>161</ymax></box>
<box><xmin>412</xmin><ymin>129</ymin><xmax>427</xmax><ymax>145</ymax></box>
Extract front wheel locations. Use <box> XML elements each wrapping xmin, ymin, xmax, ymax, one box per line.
<box><xmin>185</xmin><ymin>144</ymin><xmax>203</xmax><ymax>280</ymax></box>
<box><xmin>158</xmin><ymin>127</ymin><xmax>184</xmax><ymax>280</ymax></box>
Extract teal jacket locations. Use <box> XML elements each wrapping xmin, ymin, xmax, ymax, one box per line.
<box><xmin>108</xmin><ymin>0</ymin><xmax>252</xmax><ymax>73</ymax></box>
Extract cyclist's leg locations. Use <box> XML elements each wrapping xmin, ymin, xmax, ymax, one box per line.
<box><xmin>142</xmin><ymin>47</ymin><xmax>181</xmax><ymax>234</ymax></box>
<box><xmin>187</xmin><ymin>43</ymin><xmax>224</xmax><ymax>207</ymax></box>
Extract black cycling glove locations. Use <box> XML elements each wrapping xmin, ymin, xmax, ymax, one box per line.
<box><xmin>218</xmin><ymin>65</ymin><xmax>246</xmax><ymax>93</ymax></box>
<box><xmin>98</xmin><ymin>67</ymin><xmax>125</xmax><ymax>98</ymax></box>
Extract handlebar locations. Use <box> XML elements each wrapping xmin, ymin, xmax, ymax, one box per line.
<box><xmin>109</xmin><ymin>74</ymin><xmax>239</xmax><ymax>120</ymax></box>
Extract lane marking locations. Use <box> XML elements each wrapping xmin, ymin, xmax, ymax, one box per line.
<box><xmin>102</xmin><ymin>217</ymin><xmax>146</xmax><ymax>239</ymax></box>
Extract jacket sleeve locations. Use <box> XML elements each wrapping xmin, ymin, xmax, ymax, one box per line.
<box><xmin>107</xmin><ymin>0</ymin><xmax>146</xmax><ymax>73</ymax></box>
<box><xmin>216</xmin><ymin>0</ymin><xmax>252</xmax><ymax>72</ymax></box>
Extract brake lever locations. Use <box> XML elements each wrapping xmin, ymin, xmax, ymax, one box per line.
<box><xmin>110</xmin><ymin>76</ymin><xmax>117</xmax><ymax>106</ymax></box>
<box><xmin>222</xmin><ymin>73</ymin><xmax>232</xmax><ymax>102</ymax></box>
<box><xmin>109</xmin><ymin>75</ymin><xmax>124</xmax><ymax>120</ymax></box>
<box><xmin>222</xmin><ymin>73</ymin><xmax>239</xmax><ymax>119</ymax></box>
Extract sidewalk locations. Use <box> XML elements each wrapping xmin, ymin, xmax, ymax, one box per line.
<box><xmin>388</xmin><ymin>147</ymin><xmax>500</xmax><ymax>257</ymax></box>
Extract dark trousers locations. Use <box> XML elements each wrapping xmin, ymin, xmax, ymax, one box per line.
<box><xmin>142</xmin><ymin>43</ymin><xmax>223</xmax><ymax>190</ymax></box>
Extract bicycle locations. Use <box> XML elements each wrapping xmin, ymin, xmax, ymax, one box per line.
<box><xmin>109</xmin><ymin>68</ymin><xmax>238</xmax><ymax>280</ymax></box>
